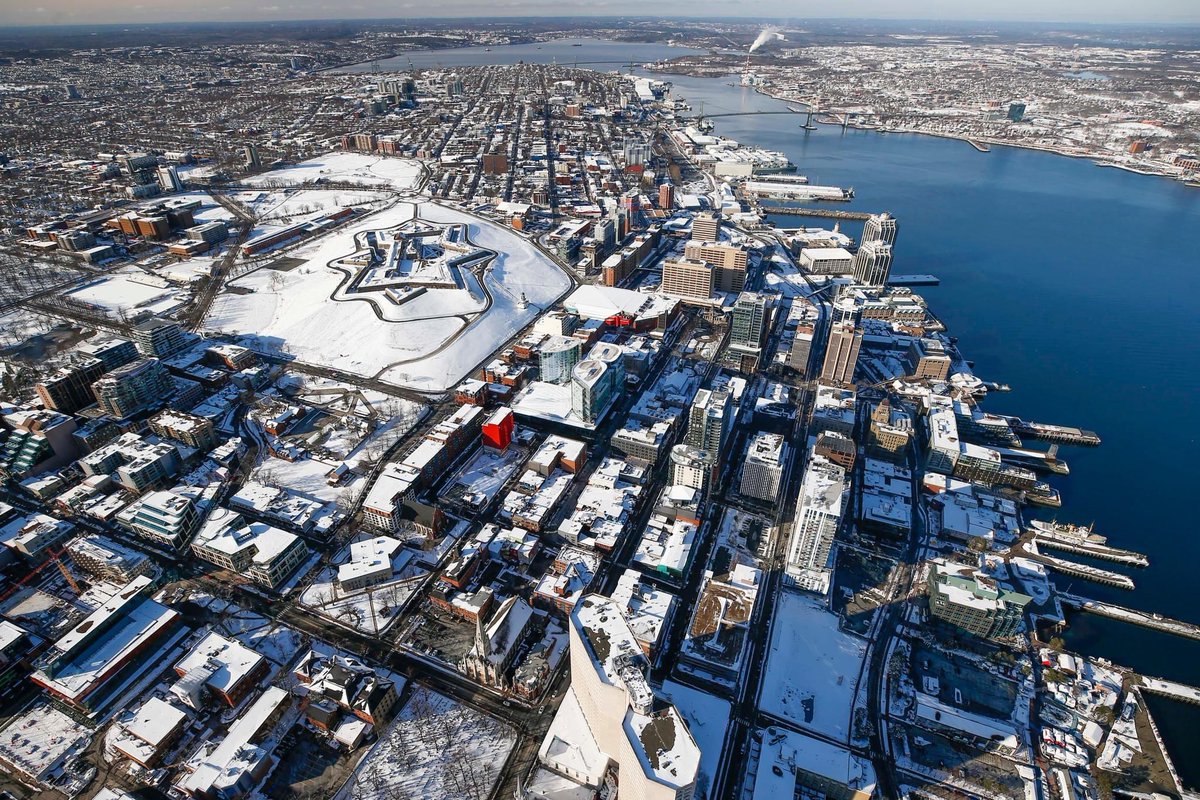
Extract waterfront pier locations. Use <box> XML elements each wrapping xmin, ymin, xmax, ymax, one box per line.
<box><xmin>1018</xmin><ymin>541</ymin><xmax>1136</xmax><ymax>589</ymax></box>
<box><xmin>1139</xmin><ymin>676</ymin><xmax>1200</xmax><ymax>706</ymax></box>
<box><xmin>1060</xmin><ymin>594</ymin><xmax>1200</xmax><ymax>641</ymax></box>
<box><xmin>995</xmin><ymin>444</ymin><xmax>1070</xmax><ymax>475</ymax></box>
<box><xmin>1029</xmin><ymin>522</ymin><xmax>1149</xmax><ymax>567</ymax></box>
<box><xmin>1004</xmin><ymin>416</ymin><xmax>1102</xmax><ymax>446</ymax></box>
<box><xmin>757</xmin><ymin>205</ymin><xmax>873</xmax><ymax>220</ymax></box>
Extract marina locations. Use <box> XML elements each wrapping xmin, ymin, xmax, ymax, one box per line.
<box><xmin>660</xmin><ymin>65</ymin><xmax>1200</xmax><ymax>781</ymax></box>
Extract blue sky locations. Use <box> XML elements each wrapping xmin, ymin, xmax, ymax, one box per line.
<box><xmin>2</xmin><ymin>0</ymin><xmax>1197</xmax><ymax>26</ymax></box>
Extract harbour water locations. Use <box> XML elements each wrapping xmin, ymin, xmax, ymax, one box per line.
<box><xmin>336</xmin><ymin>37</ymin><xmax>705</xmax><ymax>72</ymax></box>
<box><xmin>665</xmin><ymin>73</ymin><xmax>1200</xmax><ymax>782</ymax></box>
<box><xmin>339</xmin><ymin>40</ymin><xmax>1200</xmax><ymax>777</ymax></box>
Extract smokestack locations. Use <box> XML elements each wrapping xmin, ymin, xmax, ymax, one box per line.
<box><xmin>749</xmin><ymin>27</ymin><xmax>784</xmax><ymax>54</ymax></box>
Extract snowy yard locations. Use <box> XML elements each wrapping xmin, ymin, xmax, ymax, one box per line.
<box><xmin>251</xmin><ymin>454</ymin><xmax>364</xmax><ymax>506</ymax></box>
<box><xmin>439</xmin><ymin>445</ymin><xmax>526</xmax><ymax>508</ymax></box>
<box><xmin>758</xmin><ymin>591</ymin><xmax>867</xmax><ymax>744</ymax></box>
<box><xmin>176</xmin><ymin>190</ymin><xmax>237</xmax><ymax>225</ymax></box>
<box><xmin>344</xmin><ymin>685</ymin><xmax>516</xmax><ymax>800</ymax></box>
<box><xmin>234</xmin><ymin>187</ymin><xmax>388</xmax><ymax>224</ymax></box>
<box><xmin>183</xmin><ymin>592</ymin><xmax>308</xmax><ymax>668</ymax></box>
<box><xmin>299</xmin><ymin>549</ymin><xmax>429</xmax><ymax>636</ymax></box>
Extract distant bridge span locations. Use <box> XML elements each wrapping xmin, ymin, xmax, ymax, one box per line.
<box><xmin>687</xmin><ymin>109</ymin><xmax>804</xmax><ymax>119</ymax></box>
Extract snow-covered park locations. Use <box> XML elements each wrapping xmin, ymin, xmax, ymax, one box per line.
<box><xmin>344</xmin><ymin>685</ymin><xmax>516</xmax><ymax>800</ymax></box>
<box><xmin>205</xmin><ymin>155</ymin><xmax>572</xmax><ymax>393</ymax></box>
<box><xmin>240</xmin><ymin>152</ymin><xmax>426</xmax><ymax>192</ymax></box>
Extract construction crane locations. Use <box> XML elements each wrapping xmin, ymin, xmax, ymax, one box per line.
<box><xmin>0</xmin><ymin>545</ymin><xmax>82</xmax><ymax>606</ymax></box>
<box><xmin>54</xmin><ymin>552</ymin><xmax>82</xmax><ymax>595</ymax></box>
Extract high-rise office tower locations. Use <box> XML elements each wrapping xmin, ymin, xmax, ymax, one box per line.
<box><xmin>861</xmin><ymin>212</ymin><xmax>898</xmax><ymax>247</ymax></box>
<box><xmin>36</xmin><ymin>359</ymin><xmax>106</xmax><ymax>413</ymax></box>
<box><xmin>620</xmin><ymin>190</ymin><xmax>642</xmax><ymax>230</ymax></box>
<box><xmin>156</xmin><ymin>166</ymin><xmax>183</xmax><ymax>193</ymax></box>
<box><xmin>660</xmin><ymin>258</ymin><xmax>714</xmax><ymax>301</ymax></box>
<box><xmin>683</xmin><ymin>240</ymin><xmax>748</xmax><ymax>292</ymax></box>
<box><xmin>739</xmin><ymin>432</ymin><xmax>788</xmax><ymax>503</ymax></box>
<box><xmin>76</xmin><ymin>336</ymin><xmax>138</xmax><ymax>371</ymax></box>
<box><xmin>243</xmin><ymin>144</ymin><xmax>261</xmax><ymax>168</ymax></box>
<box><xmin>658</xmin><ymin>182</ymin><xmax>675</xmax><ymax>210</ymax></box>
<box><xmin>571</xmin><ymin>360</ymin><xmax>611</xmax><ymax>424</ymax></box>
<box><xmin>687</xmin><ymin>388</ymin><xmax>731</xmax><ymax>454</ymax></box>
<box><xmin>133</xmin><ymin>318</ymin><xmax>189</xmax><ymax>359</ymax></box>
<box><xmin>852</xmin><ymin>240</ymin><xmax>893</xmax><ymax>287</ymax></box>
<box><xmin>91</xmin><ymin>358</ymin><xmax>173</xmax><ymax>418</ymax></box>
<box><xmin>785</xmin><ymin>455</ymin><xmax>847</xmax><ymax>592</ymax></box>
<box><xmin>788</xmin><ymin>322</ymin><xmax>815</xmax><ymax>376</ymax></box>
<box><xmin>690</xmin><ymin>212</ymin><xmax>720</xmax><ymax>242</ymax></box>
<box><xmin>622</xmin><ymin>139</ymin><xmax>652</xmax><ymax>166</ymax></box>
<box><xmin>820</xmin><ymin>322</ymin><xmax>862</xmax><ymax>386</ymax></box>
<box><xmin>539</xmin><ymin>336</ymin><xmax>582</xmax><ymax>384</ymax></box>
<box><xmin>730</xmin><ymin>292</ymin><xmax>771</xmax><ymax>351</ymax></box>
<box><xmin>669</xmin><ymin>444</ymin><xmax>715</xmax><ymax>494</ymax></box>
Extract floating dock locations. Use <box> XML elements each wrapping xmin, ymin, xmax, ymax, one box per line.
<box><xmin>887</xmin><ymin>274</ymin><xmax>940</xmax><ymax>286</ymax></box>
<box><xmin>1060</xmin><ymin>594</ymin><xmax>1200</xmax><ymax>641</ymax></box>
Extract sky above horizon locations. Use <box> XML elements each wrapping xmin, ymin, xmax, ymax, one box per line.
<box><xmin>1</xmin><ymin>0</ymin><xmax>1197</xmax><ymax>27</ymax></box>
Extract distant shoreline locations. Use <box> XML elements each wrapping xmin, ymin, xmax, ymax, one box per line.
<box><xmin>737</xmin><ymin>81</ymin><xmax>1191</xmax><ymax>183</ymax></box>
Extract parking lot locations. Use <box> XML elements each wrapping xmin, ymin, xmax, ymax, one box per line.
<box><xmin>911</xmin><ymin>644</ymin><xmax>1018</xmax><ymax>719</ymax></box>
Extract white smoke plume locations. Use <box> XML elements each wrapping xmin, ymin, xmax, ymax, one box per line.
<box><xmin>749</xmin><ymin>27</ymin><xmax>784</xmax><ymax>53</ymax></box>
